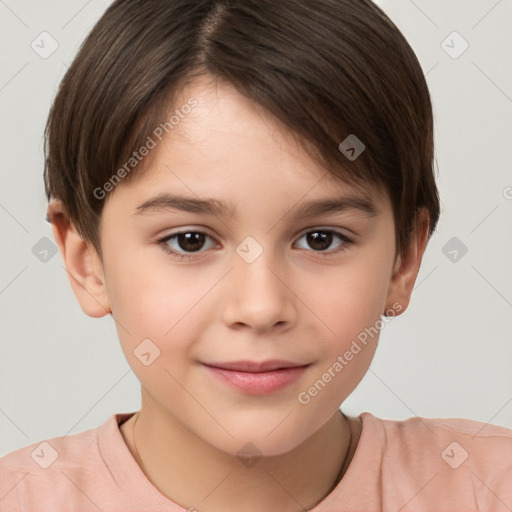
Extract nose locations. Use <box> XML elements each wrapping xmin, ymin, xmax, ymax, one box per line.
<box><xmin>221</xmin><ymin>247</ymin><xmax>297</xmax><ymax>333</ymax></box>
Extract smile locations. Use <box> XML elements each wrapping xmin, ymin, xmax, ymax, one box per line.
<box><xmin>202</xmin><ymin>361</ymin><xmax>310</xmax><ymax>395</ymax></box>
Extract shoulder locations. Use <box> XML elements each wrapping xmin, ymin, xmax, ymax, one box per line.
<box><xmin>362</xmin><ymin>412</ymin><xmax>512</xmax><ymax>464</ymax></box>
<box><xmin>365</xmin><ymin>412</ymin><xmax>512</xmax><ymax>447</ymax></box>
<box><xmin>0</xmin><ymin>424</ymin><xmax>99</xmax><ymax>472</ymax></box>
<box><xmin>363</xmin><ymin>410</ymin><xmax>512</xmax><ymax>434</ymax></box>
<box><xmin>359</xmin><ymin>413</ymin><xmax>512</xmax><ymax>508</ymax></box>
<box><xmin>0</xmin><ymin>415</ymin><xmax>120</xmax><ymax>511</ymax></box>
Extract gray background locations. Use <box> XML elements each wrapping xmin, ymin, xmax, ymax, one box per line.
<box><xmin>1</xmin><ymin>0</ymin><xmax>511</xmax><ymax>457</ymax></box>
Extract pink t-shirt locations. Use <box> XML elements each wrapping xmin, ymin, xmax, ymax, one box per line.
<box><xmin>1</xmin><ymin>412</ymin><xmax>511</xmax><ymax>511</ymax></box>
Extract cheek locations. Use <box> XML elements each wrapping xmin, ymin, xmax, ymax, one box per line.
<box><xmin>105</xmin><ymin>257</ymin><xmax>211</xmax><ymax>415</ymax></box>
<box><xmin>104</xmin><ymin>249</ymin><xmax>213</xmax><ymax>370</ymax></box>
<box><xmin>107</xmin><ymin>244</ymin><xmax>205</xmax><ymax>329</ymax></box>
<box><xmin>295</xmin><ymin>250</ymin><xmax>392</xmax><ymax>409</ymax></box>
<box><xmin>308</xmin><ymin>255</ymin><xmax>391</xmax><ymax>344</ymax></box>
<box><xmin>294</xmin><ymin>263</ymin><xmax>388</xmax><ymax>423</ymax></box>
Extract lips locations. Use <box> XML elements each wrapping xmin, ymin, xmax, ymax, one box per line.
<box><xmin>203</xmin><ymin>360</ymin><xmax>307</xmax><ymax>372</ymax></box>
<box><xmin>202</xmin><ymin>360</ymin><xmax>310</xmax><ymax>395</ymax></box>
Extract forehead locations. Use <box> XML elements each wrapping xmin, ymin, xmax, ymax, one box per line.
<box><xmin>105</xmin><ymin>76</ymin><xmax>389</xmax><ymax>215</ymax></box>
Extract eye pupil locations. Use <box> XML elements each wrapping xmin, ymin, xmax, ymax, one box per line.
<box><xmin>165</xmin><ymin>229</ymin><xmax>346</xmax><ymax>258</ymax></box>
<box><xmin>307</xmin><ymin>231</ymin><xmax>332</xmax><ymax>251</ymax></box>
<box><xmin>178</xmin><ymin>232</ymin><xmax>205</xmax><ymax>252</ymax></box>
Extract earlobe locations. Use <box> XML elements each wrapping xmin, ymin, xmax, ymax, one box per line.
<box><xmin>47</xmin><ymin>200</ymin><xmax>111</xmax><ymax>318</ymax></box>
<box><xmin>384</xmin><ymin>209</ymin><xmax>430</xmax><ymax>316</ymax></box>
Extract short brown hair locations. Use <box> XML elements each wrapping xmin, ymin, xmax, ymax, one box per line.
<box><xmin>44</xmin><ymin>0</ymin><xmax>440</xmax><ymax>261</ymax></box>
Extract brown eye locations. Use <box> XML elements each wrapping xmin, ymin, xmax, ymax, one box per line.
<box><xmin>175</xmin><ymin>232</ymin><xmax>206</xmax><ymax>252</ymax></box>
<box><xmin>158</xmin><ymin>230</ymin><xmax>218</xmax><ymax>259</ymax></box>
<box><xmin>295</xmin><ymin>230</ymin><xmax>351</xmax><ymax>253</ymax></box>
<box><xmin>306</xmin><ymin>231</ymin><xmax>333</xmax><ymax>251</ymax></box>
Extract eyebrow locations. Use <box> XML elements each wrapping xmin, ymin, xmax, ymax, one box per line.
<box><xmin>134</xmin><ymin>193</ymin><xmax>378</xmax><ymax>218</ymax></box>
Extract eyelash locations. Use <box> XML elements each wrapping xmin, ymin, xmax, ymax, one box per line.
<box><xmin>156</xmin><ymin>229</ymin><xmax>354</xmax><ymax>261</ymax></box>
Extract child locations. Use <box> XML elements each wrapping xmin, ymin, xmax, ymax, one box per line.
<box><xmin>1</xmin><ymin>0</ymin><xmax>510</xmax><ymax>510</ymax></box>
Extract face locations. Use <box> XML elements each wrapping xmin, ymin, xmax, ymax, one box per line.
<box><xmin>92</xmin><ymin>76</ymin><xmax>401</xmax><ymax>456</ymax></box>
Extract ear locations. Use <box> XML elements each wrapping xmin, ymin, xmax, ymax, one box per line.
<box><xmin>47</xmin><ymin>199</ymin><xmax>111</xmax><ymax>318</ymax></box>
<box><xmin>384</xmin><ymin>208</ymin><xmax>431</xmax><ymax>316</ymax></box>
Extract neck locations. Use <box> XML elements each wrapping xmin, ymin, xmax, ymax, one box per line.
<box><xmin>121</xmin><ymin>404</ymin><xmax>356</xmax><ymax>512</ymax></box>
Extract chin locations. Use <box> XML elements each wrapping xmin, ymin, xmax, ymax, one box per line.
<box><xmin>203</xmin><ymin>421</ymin><xmax>311</xmax><ymax>460</ymax></box>
<box><xmin>220</xmin><ymin>436</ymin><xmax>301</xmax><ymax>460</ymax></box>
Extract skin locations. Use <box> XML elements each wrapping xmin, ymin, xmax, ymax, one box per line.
<box><xmin>48</xmin><ymin>75</ymin><xmax>430</xmax><ymax>512</ymax></box>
